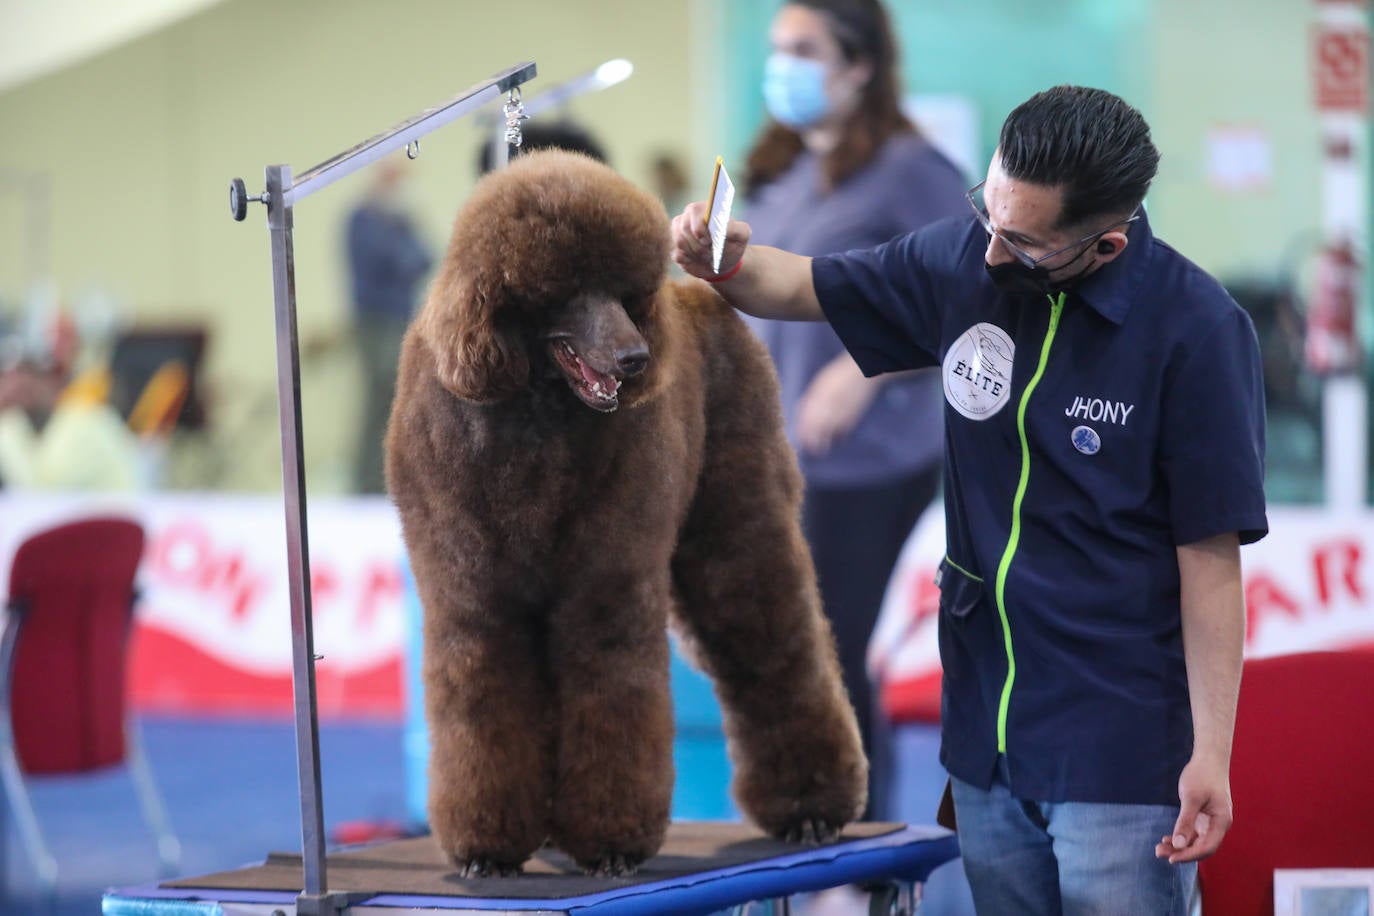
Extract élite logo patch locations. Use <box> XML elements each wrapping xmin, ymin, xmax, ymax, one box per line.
<box><xmin>944</xmin><ymin>322</ymin><xmax>1014</xmax><ymax>420</ymax></box>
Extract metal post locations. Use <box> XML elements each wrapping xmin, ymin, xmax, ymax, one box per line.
<box><xmin>264</xmin><ymin>163</ymin><xmax>332</xmax><ymax>912</ymax></box>
<box><xmin>0</xmin><ymin>612</ymin><xmax>58</xmax><ymax>895</ymax></box>
<box><xmin>1312</xmin><ymin>0</ymin><xmax>1369</xmax><ymax>509</ymax></box>
<box><xmin>234</xmin><ymin>62</ymin><xmax>537</xmax><ymax>916</ymax></box>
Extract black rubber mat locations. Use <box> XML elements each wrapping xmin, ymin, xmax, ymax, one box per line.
<box><xmin>162</xmin><ymin>820</ymin><xmax>903</xmax><ymax>899</ymax></box>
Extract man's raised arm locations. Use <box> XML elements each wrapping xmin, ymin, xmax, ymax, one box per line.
<box><xmin>670</xmin><ymin>202</ymin><xmax>825</xmax><ymax>322</ymax></box>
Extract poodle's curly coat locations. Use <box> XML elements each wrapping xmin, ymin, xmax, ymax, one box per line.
<box><xmin>385</xmin><ymin>150</ymin><xmax>866</xmax><ymax>878</ymax></box>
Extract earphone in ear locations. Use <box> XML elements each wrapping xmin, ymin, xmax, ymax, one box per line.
<box><xmin>1096</xmin><ymin>240</ymin><xmax>1114</xmax><ymax>255</ymax></box>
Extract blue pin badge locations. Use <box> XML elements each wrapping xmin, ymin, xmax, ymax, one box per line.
<box><xmin>1071</xmin><ymin>425</ymin><xmax>1101</xmax><ymax>455</ymax></box>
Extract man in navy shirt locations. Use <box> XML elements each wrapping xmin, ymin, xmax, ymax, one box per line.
<box><xmin>671</xmin><ymin>85</ymin><xmax>1267</xmax><ymax>914</ymax></box>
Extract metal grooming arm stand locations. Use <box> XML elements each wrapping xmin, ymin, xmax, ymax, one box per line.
<box><xmin>484</xmin><ymin>58</ymin><xmax>631</xmax><ymax>169</ymax></box>
<box><xmin>228</xmin><ymin>60</ymin><xmax>536</xmax><ymax>916</ymax></box>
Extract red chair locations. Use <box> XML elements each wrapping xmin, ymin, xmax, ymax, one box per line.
<box><xmin>1</xmin><ymin>516</ymin><xmax>180</xmax><ymax>899</ymax></box>
<box><xmin>1198</xmin><ymin>648</ymin><xmax>1374</xmax><ymax>915</ymax></box>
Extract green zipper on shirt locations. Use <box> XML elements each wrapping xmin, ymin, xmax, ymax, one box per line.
<box><xmin>993</xmin><ymin>291</ymin><xmax>1066</xmax><ymax>754</ymax></box>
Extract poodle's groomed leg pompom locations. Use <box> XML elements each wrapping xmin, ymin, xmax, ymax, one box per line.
<box><xmin>421</xmin><ymin>618</ymin><xmax>556</xmax><ymax>881</ymax></box>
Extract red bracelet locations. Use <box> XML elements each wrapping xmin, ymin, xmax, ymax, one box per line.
<box><xmin>704</xmin><ymin>257</ymin><xmax>743</xmax><ymax>283</ymax></box>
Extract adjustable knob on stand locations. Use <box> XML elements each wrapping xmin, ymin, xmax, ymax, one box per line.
<box><xmin>229</xmin><ymin>178</ymin><xmax>271</xmax><ymax>221</ymax></box>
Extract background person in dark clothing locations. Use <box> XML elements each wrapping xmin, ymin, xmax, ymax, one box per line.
<box><xmin>345</xmin><ymin>157</ymin><xmax>433</xmax><ymax>494</ymax></box>
<box><xmin>740</xmin><ymin>0</ymin><xmax>966</xmax><ymax>822</ymax></box>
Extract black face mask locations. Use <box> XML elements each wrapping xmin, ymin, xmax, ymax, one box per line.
<box><xmin>985</xmin><ymin>243</ymin><xmax>1099</xmax><ymax>297</ymax></box>
<box><xmin>985</xmin><ymin>261</ymin><xmax>1056</xmax><ymax>297</ymax></box>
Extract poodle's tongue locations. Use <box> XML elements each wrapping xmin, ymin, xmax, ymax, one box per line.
<box><xmin>578</xmin><ymin>360</ymin><xmax>616</xmax><ymax>390</ymax></box>
<box><xmin>553</xmin><ymin>339</ymin><xmax>621</xmax><ymax>405</ymax></box>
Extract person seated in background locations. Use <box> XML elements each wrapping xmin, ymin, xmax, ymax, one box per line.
<box><xmin>0</xmin><ymin>336</ymin><xmax>140</xmax><ymax>491</ymax></box>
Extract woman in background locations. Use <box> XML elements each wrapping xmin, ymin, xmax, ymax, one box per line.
<box><xmin>742</xmin><ymin>0</ymin><xmax>966</xmax><ymax>820</ymax></box>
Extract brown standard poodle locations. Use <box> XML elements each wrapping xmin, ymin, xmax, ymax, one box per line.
<box><xmin>385</xmin><ymin>150</ymin><xmax>866</xmax><ymax>878</ymax></box>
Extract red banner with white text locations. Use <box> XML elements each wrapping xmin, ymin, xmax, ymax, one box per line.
<box><xmin>0</xmin><ymin>494</ymin><xmax>407</xmax><ymax>719</ymax></box>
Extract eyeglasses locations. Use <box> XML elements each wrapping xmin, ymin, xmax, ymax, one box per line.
<box><xmin>966</xmin><ymin>180</ymin><xmax>1140</xmax><ymax>269</ymax></box>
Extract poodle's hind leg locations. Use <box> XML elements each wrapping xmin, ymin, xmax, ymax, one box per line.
<box><xmin>546</xmin><ymin>575</ymin><xmax>675</xmax><ymax>876</ymax></box>
<box><xmin>670</xmin><ymin>444</ymin><xmax>867</xmax><ymax>843</ymax></box>
<box><xmin>425</xmin><ymin>605</ymin><xmax>555</xmax><ymax>876</ymax></box>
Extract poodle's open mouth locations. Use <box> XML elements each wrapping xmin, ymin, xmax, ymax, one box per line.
<box><xmin>549</xmin><ymin>339</ymin><xmax>623</xmax><ymax>412</ymax></box>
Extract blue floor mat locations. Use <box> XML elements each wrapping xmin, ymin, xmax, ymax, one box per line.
<box><xmin>0</xmin><ymin>715</ymin><xmax>408</xmax><ymax>916</ymax></box>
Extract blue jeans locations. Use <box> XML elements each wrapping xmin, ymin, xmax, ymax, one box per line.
<box><xmin>950</xmin><ymin>757</ymin><xmax>1197</xmax><ymax>916</ymax></box>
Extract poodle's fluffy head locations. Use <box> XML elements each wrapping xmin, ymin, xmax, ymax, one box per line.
<box><xmin>416</xmin><ymin>150</ymin><xmax>676</xmax><ymax>412</ymax></box>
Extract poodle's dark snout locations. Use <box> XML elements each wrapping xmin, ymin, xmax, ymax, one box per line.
<box><xmin>615</xmin><ymin>345</ymin><xmax>650</xmax><ymax>378</ymax></box>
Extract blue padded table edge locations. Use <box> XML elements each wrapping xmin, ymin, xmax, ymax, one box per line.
<box><xmin>103</xmin><ymin>825</ymin><xmax>957</xmax><ymax>915</ymax></box>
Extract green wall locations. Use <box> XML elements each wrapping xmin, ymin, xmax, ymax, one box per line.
<box><xmin>718</xmin><ymin>0</ymin><xmax>1150</xmax><ymax>174</ymax></box>
<box><xmin>716</xmin><ymin>0</ymin><xmax>1326</xmax><ymax>280</ymax></box>
<box><xmin>1149</xmin><ymin>0</ymin><xmax>1326</xmax><ymax>280</ymax></box>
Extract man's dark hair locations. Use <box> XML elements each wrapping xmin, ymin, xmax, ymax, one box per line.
<box><xmin>998</xmin><ymin>85</ymin><xmax>1159</xmax><ymax>230</ymax></box>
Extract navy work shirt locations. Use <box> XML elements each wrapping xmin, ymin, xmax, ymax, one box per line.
<box><xmin>813</xmin><ymin>214</ymin><xmax>1268</xmax><ymax>805</ymax></box>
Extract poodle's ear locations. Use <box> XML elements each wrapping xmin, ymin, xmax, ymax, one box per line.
<box><xmin>415</xmin><ymin>278</ymin><xmax>529</xmax><ymax>402</ymax></box>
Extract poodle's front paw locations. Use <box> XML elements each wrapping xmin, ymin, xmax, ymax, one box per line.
<box><xmin>578</xmin><ymin>851</ymin><xmax>642</xmax><ymax>877</ymax></box>
<box><xmin>455</xmin><ymin>856</ymin><xmax>524</xmax><ymax>878</ymax></box>
<box><xmin>780</xmin><ymin>816</ymin><xmax>841</xmax><ymax>846</ymax></box>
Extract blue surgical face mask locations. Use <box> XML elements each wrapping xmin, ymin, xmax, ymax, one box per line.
<box><xmin>763</xmin><ymin>53</ymin><xmax>831</xmax><ymax>130</ymax></box>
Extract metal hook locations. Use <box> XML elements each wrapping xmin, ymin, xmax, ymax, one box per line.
<box><xmin>503</xmin><ymin>87</ymin><xmax>527</xmax><ymax>148</ymax></box>
<box><xmin>406</xmin><ymin>139</ymin><xmax>420</xmax><ymax>160</ymax></box>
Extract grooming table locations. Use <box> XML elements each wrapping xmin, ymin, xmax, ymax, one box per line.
<box><xmin>103</xmin><ymin>821</ymin><xmax>957</xmax><ymax>915</ymax></box>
